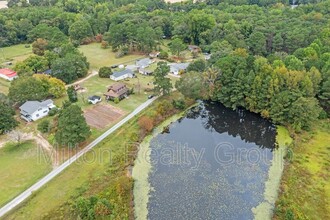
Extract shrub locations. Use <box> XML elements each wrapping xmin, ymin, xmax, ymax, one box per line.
<box><xmin>48</xmin><ymin>107</ymin><xmax>58</xmax><ymax>116</ymax></box>
<box><xmin>159</xmin><ymin>51</ymin><xmax>169</xmax><ymax>59</ymax></box>
<box><xmin>172</xmin><ymin>99</ymin><xmax>186</xmax><ymax>109</ymax></box>
<box><xmin>101</xmin><ymin>41</ymin><xmax>108</xmax><ymax>49</ymax></box>
<box><xmin>98</xmin><ymin>66</ymin><xmax>112</xmax><ymax>78</ymax></box>
<box><xmin>114</xmin><ymin>97</ymin><xmax>119</xmax><ymax>104</ymax></box>
<box><xmin>38</xmin><ymin>120</ymin><xmax>51</xmax><ymax>133</ymax></box>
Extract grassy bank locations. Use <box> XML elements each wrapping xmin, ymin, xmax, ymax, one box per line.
<box><xmin>4</xmin><ymin>92</ymin><xmax>188</xmax><ymax>220</ymax></box>
<box><xmin>274</xmin><ymin>120</ymin><xmax>330</xmax><ymax>219</ymax></box>
<box><xmin>0</xmin><ymin>141</ymin><xmax>52</xmax><ymax>207</ymax></box>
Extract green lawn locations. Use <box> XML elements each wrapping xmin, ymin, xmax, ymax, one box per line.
<box><xmin>78</xmin><ymin>43</ymin><xmax>145</xmax><ymax>70</ymax></box>
<box><xmin>4</xmin><ymin>93</ymin><xmax>184</xmax><ymax>220</ymax></box>
<box><xmin>0</xmin><ymin>141</ymin><xmax>52</xmax><ymax>207</ymax></box>
<box><xmin>0</xmin><ymin>44</ymin><xmax>32</xmax><ymax>63</ymax></box>
<box><xmin>0</xmin><ymin>78</ymin><xmax>10</xmax><ymax>94</ymax></box>
<box><xmin>274</xmin><ymin>120</ymin><xmax>330</xmax><ymax>220</ymax></box>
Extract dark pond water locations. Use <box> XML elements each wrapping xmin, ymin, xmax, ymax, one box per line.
<box><xmin>147</xmin><ymin>101</ymin><xmax>276</xmax><ymax>220</ymax></box>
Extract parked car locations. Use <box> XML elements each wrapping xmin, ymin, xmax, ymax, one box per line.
<box><xmin>148</xmin><ymin>94</ymin><xmax>154</xmax><ymax>99</ymax></box>
<box><xmin>88</xmin><ymin>96</ymin><xmax>102</xmax><ymax>104</ymax></box>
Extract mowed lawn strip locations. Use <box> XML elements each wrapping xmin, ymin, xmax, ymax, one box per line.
<box><xmin>4</xmin><ymin>94</ymin><xmax>182</xmax><ymax>219</ymax></box>
<box><xmin>0</xmin><ymin>141</ymin><xmax>52</xmax><ymax>207</ymax></box>
<box><xmin>78</xmin><ymin>43</ymin><xmax>145</xmax><ymax>70</ymax></box>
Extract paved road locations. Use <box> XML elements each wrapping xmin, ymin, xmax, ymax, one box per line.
<box><xmin>0</xmin><ymin>96</ymin><xmax>157</xmax><ymax>218</ymax></box>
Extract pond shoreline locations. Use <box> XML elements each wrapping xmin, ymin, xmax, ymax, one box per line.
<box><xmin>252</xmin><ymin>126</ymin><xmax>292</xmax><ymax>219</ymax></box>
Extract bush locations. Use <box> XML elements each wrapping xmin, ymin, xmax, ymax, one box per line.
<box><xmin>159</xmin><ymin>51</ymin><xmax>169</xmax><ymax>59</ymax></box>
<box><xmin>98</xmin><ymin>66</ymin><xmax>112</xmax><ymax>78</ymax></box>
<box><xmin>38</xmin><ymin>120</ymin><xmax>51</xmax><ymax>133</ymax></box>
<box><xmin>318</xmin><ymin>109</ymin><xmax>328</xmax><ymax>119</ymax></box>
<box><xmin>48</xmin><ymin>107</ymin><xmax>58</xmax><ymax>116</ymax></box>
<box><xmin>114</xmin><ymin>97</ymin><xmax>119</xmax><ymax>104</ymax></box>
<box><xmin>172</xmin><ymin>99</ymin><xmax>186</xmax><ymax>109</ymax></box>
<box><xmin>101</xmin><ymin>41</ymin><xmax>108</xmax><ymax>49</ymax></box>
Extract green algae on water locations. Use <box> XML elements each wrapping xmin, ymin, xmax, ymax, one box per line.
<box><xmin>252</xmin><ymin>126</ymin><xmax>292</xmax><ymax>220</ymax></box>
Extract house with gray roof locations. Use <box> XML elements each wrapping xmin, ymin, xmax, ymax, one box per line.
<box><xmin>19</xmin><ymin>99</ymin><xmax>56</xmax><ymax>122</ymax></box>
<box><xmin>110</xmin><ymin>69</ymin><xmax>135</xmax><ymax>81</ymax></box>
<box><xmin>135</xmin><ymin>58</ymin><xmax>153</xmax><ymax>69</ymax></box>
<box><xmin>169</xmin><ymin>63</ymin><xmax>190</xmax><ymax>75</ymax></box>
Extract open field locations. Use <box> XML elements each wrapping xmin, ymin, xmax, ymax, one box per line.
<box><xmin>274</xmin><ymin>120</ymin><xmax>330</xmax><ymax>219</ymax></box>
<box><xmin>0</xmin><ymin>78</ymin><xmax>10</xmax><ymax>94</ymax></box>
<box><xmin>0</xmin><ymin>141</ymin><xmax>52</xmax><ymax>207</ymax></box>
<box><xmin>84</xmin><ymin>104</ymin><xmax>124</xmax><ymax>129</ymax></box>
<box><xmin>4</xmin><ymin>93</ymin><xmax>185</xmax><ymax>220</ymax></box>
<box><xmin>0</xmin><ymin>44</ymin><xmax>32</xmax><ymax>63</ymax></box>
<box><xmin>78</xmin><ymin>43</ymin><xmax>145</xmax><ymax>70</ymax></box>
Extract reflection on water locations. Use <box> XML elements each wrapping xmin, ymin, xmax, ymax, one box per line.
<box><xmin>148</xmin><ymin>102</ymin><xmax>276</xmax><ymax>220</ymax></box>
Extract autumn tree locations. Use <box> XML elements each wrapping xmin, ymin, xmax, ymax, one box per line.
<box><xmin>32</xmin><ymin>38</ymin><xmax>48</xmax><ymax>56</ymax></box>
<box><xmin>138</xmin><ymin>116</ymin><xmax>154</xmax><ymax>133</ymax></box>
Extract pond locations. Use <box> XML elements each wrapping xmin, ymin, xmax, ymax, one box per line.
<box><xmin>135</xmin><ymin>101</ymin><xmax>277</xmax><ymax>220</ymax></box>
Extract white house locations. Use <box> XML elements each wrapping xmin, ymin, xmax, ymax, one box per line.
<box><xmin>136</xmin><ymin>58</ymin><xmax>153</xmax><ymax>69</ymax></box>
<box><xmin>168</xmin><ymin>63</ymin><xmax>190</xmax><ymax>75</ymax></box>
<box><xmin>0</xmin><ymin>68</ymin><xmax>17</xmax><ymax>81</ymax></box>
<box><xmin>110</xmin><ymin>69</ymin><xmax>135</xmax><ymax>81</ymax></box>
<box><xmin>19</xmin><ymin>99</ymin><xmax>56</xmax><ymax>122</ymax></box>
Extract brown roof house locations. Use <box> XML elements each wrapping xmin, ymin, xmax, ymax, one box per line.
<box><xmin>104</xmin><ymin>83</ymin><xmax>129</xmax><ymax>101</ymax></box>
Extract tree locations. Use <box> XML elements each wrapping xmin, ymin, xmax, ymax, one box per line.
<box><xmin>33</xmin><ymin>74</ymin><xmax>66</xmax><ymax>98</ymax></box>
<box><xmin>153</xmin><ymin>62</ymin><xmax>172</xmax><ymax>95</ymax></box>
<box><xmin>51</xmin><ymin>53</ymin><xmax>89</xmax><ymax>83</ymax></box>
<box><xmin>67</xmin><ymin>86</ymin><xmax>78</xmax><ymax>103</ymax></box>
<box><xmin>247</xmin><ymin>31</ymin><xmax>266</xmax><ymax>55</ymax></box>
<box><xmin>98</xmin><ymin>67</ymin><xmax>112</xmax><ymax>78</ymax></box>
<box><xmin>288</xmin><ymin>97</ymin><xmax>322</xmax><ymax>131</ymax></box>
<box><xmin>175</xmin><ymin>71</ymin><xmax>205</xmax><ymax>99</ymax></box>
<box><xmin>170</xmin><ymin>38</ymin><xmax>186</xmax><ymax>57</ymax></box>
<box><xmin>187</xmin><ymin>59</ymin><xmax>207</xmax><ymax>73</ymax></box>
<box><xmin>32</xmin><ymin>38</ymin><xmax>48</xmax><ymax>56</ymax></box>
<box><xmin>24</xmin><ymin>55</ymin><xmax>48</xmax><ymax>73</ymax></box>
<box><xmin>55</xmin><ymin>105</ymin><xmax>91</xmax><ymax>147</ymax></box>
<box><xmin>138</xmin><ymin>116</ymin><xmax>154</xmax><ymax>133</ymax></box>
<box><xmin>13</xmin><ymin>61</ymin><xmax>34</xmax><ymax>76</ymax></box>
<box><xmin>0</xmin><ymin>94</ymin><xmax>18</xmax><ymax>134</ymax></box>
<box><xmin>8</xmin><ymin>77</ymin><xmax>48</xmax><ymax>103</ymax></box>
<box><xmin>69</xmin><ymin>20</ymin><xmax>93</xmax><ymax>43</ymax></box>
<box><xmin>38</xmin><ymin>120</ymin><xmax>51</xmax><ymax>133</ymax></box>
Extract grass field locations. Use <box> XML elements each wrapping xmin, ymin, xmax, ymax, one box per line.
<box><xmin>4</xmin><ymin>93</ymin><xmax>185</xmax><ymax>220</ymax></box>
<box><xmin>0</xmin><ymin>44</ymin><xmax>32</xmax><ymax>63</ymax></box>
<box><xmin>0</xmin><ymin>78</ymin><xmax>10</xmax><ymax>94</ymax></box>
<box><xmin>274</xmin><ymin>120</ymin><xmax>330</xmax><ymax>220</ymax></box>
<box><xmin>78</xmin><ymin>43</ymin><xmax>145</xmax><ymax>70</ymax></box>
<box><xmin>0</xmin><ymin>141</ymin><xmax>52</xmax><ymax>207</ymax></box>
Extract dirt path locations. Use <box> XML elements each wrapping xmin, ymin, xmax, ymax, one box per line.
<box><xmin>66</xmin><ymin>70</ymin><xmax>98</xmax><ymax>88</ymax></box>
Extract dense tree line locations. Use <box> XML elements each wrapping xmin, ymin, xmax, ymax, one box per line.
<box><xmin>1</xmin><ymin>0</ymin><xmax>330</xmax><ymax>55</ymax></box>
